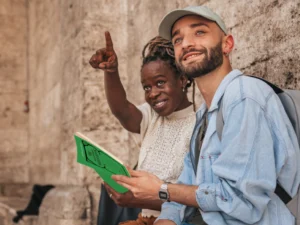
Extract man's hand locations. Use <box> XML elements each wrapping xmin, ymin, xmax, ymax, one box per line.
<box><xmin>112</xmin><ymin>168</ymin><xmax>164</xmax><ymax>201</ymax></box>
<box><xmin>103</xmin><ymin>182</ymin><xmax>135</xmax><ymax>207</ymax></box>
<box><xmin>89</xmin><ymin>31</ymin><xmax>118</xmax><ymax>72</ymax></box>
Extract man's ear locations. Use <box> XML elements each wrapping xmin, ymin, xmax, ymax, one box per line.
<box><xmin>222</xmin><ymin>34</ymin><xmax>234</xmax><ymax>56</ymax></box>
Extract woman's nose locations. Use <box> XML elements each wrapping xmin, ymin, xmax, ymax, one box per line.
<box><xmin>149</xmin><ymin>88</ymin><xmax>160</xmax><ymax>99</ymax></box>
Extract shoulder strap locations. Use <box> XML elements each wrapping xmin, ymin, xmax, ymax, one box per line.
<box><xmin>216</xmin><ymin>98</ymin><xmax>224</xmax><ymax>141</ymax></box>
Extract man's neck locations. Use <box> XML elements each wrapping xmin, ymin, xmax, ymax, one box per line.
<box><xmin>195</xmin><ymin>64</ymin><xmax>232</xmax><ymax>109</ymax></box>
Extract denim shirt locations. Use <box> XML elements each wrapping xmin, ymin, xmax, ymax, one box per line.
<box><xmin>156</xmin><ymin>69</ymin><xmax>300</xmax><ymax>225</ymax></box>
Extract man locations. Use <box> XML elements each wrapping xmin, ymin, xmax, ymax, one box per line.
<box><xmin>113</xmin><ymin>6</ymin><xmax>300</xmax><ymax>225</ymax></box>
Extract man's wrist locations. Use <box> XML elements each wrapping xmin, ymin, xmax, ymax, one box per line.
<box><xmin>159</xmin><ymin>183</ymin><xmax>170</xmax><ymax>202</ymax></box>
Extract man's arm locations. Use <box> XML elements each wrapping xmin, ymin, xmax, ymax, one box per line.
<box><xmin>89</xmin><ymin>31</ymin><xmax>142</xmax><ymax>133</ymax></box>
<box><xmin>114</xmin><ymin>97</ymin><xmax>288</xmax><ymax>224</ymax></box>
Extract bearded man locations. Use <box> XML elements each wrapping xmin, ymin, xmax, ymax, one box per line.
<box><xmin>113</xmin><ymin>6</ymin><xmax>300</xmax><ymax>225</ymax></box>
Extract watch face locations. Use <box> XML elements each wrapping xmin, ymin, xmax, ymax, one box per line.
<box><xmin>159</xmin><ymin>191</ymin><xmax>168</xmax><ymax>200</ymax></box>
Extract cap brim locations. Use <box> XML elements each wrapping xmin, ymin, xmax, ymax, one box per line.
<box><xmin>159</xmin><ymin>9</ymin><xmax>217</xmax><ymax>41</ymax></box>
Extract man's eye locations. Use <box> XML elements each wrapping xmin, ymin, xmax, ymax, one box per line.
<box><xmin>196</xmin><ymin>30</ymin><xmax>205</xmax><ymax>35</ymax></box>
<box><xmin>157</xmin><ymin>81</ymin><xmax>165</xmax><ymax>87</ymax></box>
<box><xmin>173</xmin><ymin>38</ymin><xmax>182</xmax><ymax>45</ymax></box>
<box><xmin>143</xmin><ymin>86</ymin><xmax>151</xmax><ymax>91</ymax></box>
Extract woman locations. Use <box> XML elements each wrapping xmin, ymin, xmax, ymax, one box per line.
<box><xmin>90</xmin><ymin>32</ymin><xmax>196</xmax><ymax>225</ymax></box>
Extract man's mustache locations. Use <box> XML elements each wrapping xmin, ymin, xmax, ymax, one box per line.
<box><xmin>179</xmin><ymin>48</ymin><xmax>207</xmax><ymax>62</ymax></box>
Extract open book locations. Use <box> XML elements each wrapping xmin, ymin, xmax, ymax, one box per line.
<box><xmin>74</xmin><ymin>132</ymin><xmax>130</xmax><ymax>193</ymax></box>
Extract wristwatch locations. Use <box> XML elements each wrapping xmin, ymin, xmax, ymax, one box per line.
<box><xmin>159</xmin><ymin>183</ymin><xmax>170</xmax><ymax>202</ymax></box>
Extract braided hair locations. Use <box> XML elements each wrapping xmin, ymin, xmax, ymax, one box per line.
<box><xmin>141</xmin><ymin>36</ymin><xmax>196</xmax><ymax>111</ymax></box>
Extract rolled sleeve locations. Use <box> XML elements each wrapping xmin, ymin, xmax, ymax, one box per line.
<box><xmin>196</xmin><ymin>183</ymin><xmax>220</xmax><ymax>212</ymax></box>
<box><xmin>156</xmin><ymin>202</ymin><xmax>182</xmax><ymax>225</ymax></box>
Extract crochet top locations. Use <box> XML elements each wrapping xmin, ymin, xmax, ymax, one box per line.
<box><xmin>134</xmin><ymin>103</ymin><xmax>196</xmax><ymax>218</ymax></box>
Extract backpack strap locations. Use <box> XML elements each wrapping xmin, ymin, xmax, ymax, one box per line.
<box><xmin>275</xmin><ymin>183</ymin><xmax>292</xmax><ymax>204</ymax></box>
<box><xmin>216</xmin><ymin>98</ymin><xmax>224</xmax><ymax>141</ymax></box>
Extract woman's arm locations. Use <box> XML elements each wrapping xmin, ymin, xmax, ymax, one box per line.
<box><xmin>104</xmin><ymin>183</ymin><xmax>162</xmax><ymax>210</ymax></box>
<box><xmin>89</xmin><ymin>31</ymin><xmax>142</xmax><ymax>133</ymax></box>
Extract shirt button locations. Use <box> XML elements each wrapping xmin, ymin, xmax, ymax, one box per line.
<box><xmin>204</xmin><ymin>191</ymin><xmax>209</xmax><ymax>195</ymax></box>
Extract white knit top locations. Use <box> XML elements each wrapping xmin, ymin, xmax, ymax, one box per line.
<box><xmin>134</xmin><ymin>103</ymin><xmax>196</xmax><ymax>218</ymax></box>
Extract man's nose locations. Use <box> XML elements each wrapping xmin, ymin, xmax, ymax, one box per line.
<box><xmin>181</xmin><ymin>34</ymin><xmax>195</xmax><ymax>49</ymax></box>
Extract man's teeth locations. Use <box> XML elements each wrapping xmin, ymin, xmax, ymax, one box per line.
<box><xmin>186</xmin><ymin>54</ymin><xmax>200</xmax><ymax>60</ymax></box>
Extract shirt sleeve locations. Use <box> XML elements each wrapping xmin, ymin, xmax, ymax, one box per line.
<box><xmin>131</xmin><ymin>103</ymin><xmax>152</xmax><ymax>148</ymax></box>
<box><xmin>156</xmin><ymin>152</ymin><xmax>194</xmax><ymax>225</ymax></box>
<box><xmin>195</xmin><ymin>97</ymin><xmax>286</xmax><ymax>224</ymax></box>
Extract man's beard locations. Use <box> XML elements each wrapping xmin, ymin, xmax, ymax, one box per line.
<box><xmin>176</xmin><ymin>41</ymin><xmax>223</xmax><ymax>79</ymax></box>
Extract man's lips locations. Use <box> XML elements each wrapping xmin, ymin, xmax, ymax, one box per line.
<box><xmin>183</xmin><ymin>52</ymin><xmax>204</xmax><ymax>61</ymax></box>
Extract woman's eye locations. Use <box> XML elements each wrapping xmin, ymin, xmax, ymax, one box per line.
<box><xmin>143</xmin><ymin>86</ymin><xmax>151</xmax><ymax>91</ymax></box>
<box><xmin>157</xmin><ymin>81</ymin><xmax>165</xmax><ymax>87</ymax></box>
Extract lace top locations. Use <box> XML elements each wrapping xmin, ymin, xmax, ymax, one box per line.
<box><xmin>134</xmin><ymin>103</ymin><xmax>196</xmax><ymax>217</ymax></box>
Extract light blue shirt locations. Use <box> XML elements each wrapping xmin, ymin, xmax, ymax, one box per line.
<box><xmin>157</xmin><ymin>69</ymin><xmax>300</xmax><ymax>225</ymax></box>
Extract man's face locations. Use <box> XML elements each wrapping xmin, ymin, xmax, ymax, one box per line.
<box><xmin>171</xmin><ymin>15</ymin><xmax>224</xmax><ymax>78</ymax></box>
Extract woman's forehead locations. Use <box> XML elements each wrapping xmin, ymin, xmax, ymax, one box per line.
<box><xmin>141</xmin><ymin>60</ymin><xmax>175</xmax><ymax>82</ymax></box>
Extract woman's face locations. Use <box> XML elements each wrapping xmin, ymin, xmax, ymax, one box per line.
<box><xmin>141</xmin><ymin>60</ymin><xmax>188</xmax><ymax>116</ymax></box>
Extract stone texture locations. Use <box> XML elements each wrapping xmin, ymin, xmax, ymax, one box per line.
<box><xmin>39</xmin><ymin>186</ymin><xmax>90</xmax><ymax>220</ymax></box>
<box><xmin>0</xmin><ymin>0</ymin><xmax>29</xmax><ymax>184</ymax></box>
<box><xmin>1</xmin><ymin>0</ymin><xmax>300</xmax><ymax>224</ymax></box>
<box><xmin>0</xmin><ymin>184</ymin><xmax>32</xmax><ymax>198</ymax></box>
<box><xmin>87</xmin><ymin>185</ymin><xmax>101</xmax><ymax>225</ymax></box>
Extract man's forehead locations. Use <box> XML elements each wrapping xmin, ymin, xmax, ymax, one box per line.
<box><xmin>172</xmin><ymin>15</ymin><xmax>214</xmax><ymax>34</ymax></box>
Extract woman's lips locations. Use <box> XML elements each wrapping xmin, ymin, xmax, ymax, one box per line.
<box><xmin>153</xmin><ymin>100</ymin><xmax>167</xmax><ymax>109</ymax></box>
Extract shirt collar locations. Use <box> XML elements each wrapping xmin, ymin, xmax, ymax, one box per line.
<box><xmin>209</xmin><ymin>69</ymin><xmax>243</xmax><ymax>112</ymax></box>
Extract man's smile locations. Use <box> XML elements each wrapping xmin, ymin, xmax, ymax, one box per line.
<box><xmin>183</xmin><ymin>52</ymin><xmax>203</xmax><ymax>61</ymax></box>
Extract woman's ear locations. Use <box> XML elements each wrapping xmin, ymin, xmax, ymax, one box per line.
<box><xmin>179</xmin><ymin>75</ymin><xmax>188</xmax><ymax>91</ymax></box>
<box><xmin>222</xmin><ymin>34</ymin><xmax>234</xmax><ymax>56</ymax></box>
<box><xmin>180</xmin><ymin>75</ymin><xmax>188</xmax><ymax>87</ymax></box>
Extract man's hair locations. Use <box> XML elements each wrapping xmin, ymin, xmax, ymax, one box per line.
<box><xmin>141</xmin><ymin>36</ymin><xmax>195</xmax><ymax>110</ymax></box>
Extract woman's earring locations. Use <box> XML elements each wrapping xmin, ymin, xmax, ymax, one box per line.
<box><xmin>182</xmin><ymin>87</ymin><xmax>185</xmax><ymax>92</ymax></box>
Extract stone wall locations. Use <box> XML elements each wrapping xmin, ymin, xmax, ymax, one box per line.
<box><xmin>0</xmin><ymin>0</ymin><xmax>300</xmax><ymax>224</ymax></box>
<box><xmin>0</xmin><ymin>0</ymin><xmax>29</xmax><ymax>184</ymax></box>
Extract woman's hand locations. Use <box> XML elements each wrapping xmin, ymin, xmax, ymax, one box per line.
<box><xmin>104</xmin><ymin>182</ymin><xmax>135</xmax><ymax>207</ymax></box>
<box><xmin>112</xmin><ymin>168</ymin><xmax>164</xmax><ymax>201</ymax></box>
<box><xmin>89</xmin><ymin>31</ymin><xmax>118</xmax><ymax>73</ymax></box>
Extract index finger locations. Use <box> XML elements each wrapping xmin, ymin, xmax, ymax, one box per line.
<box><xmin>105</xmin><ymin>31</ymin><xmax>114</xmax><ymax>51</ymax></box>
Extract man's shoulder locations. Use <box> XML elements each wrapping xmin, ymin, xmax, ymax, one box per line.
<box><xmin>224</xmin><ymin>75</ymin><xmax>275</xmax><ymax>107</ymax></box>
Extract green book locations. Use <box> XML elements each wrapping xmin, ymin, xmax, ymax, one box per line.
<box><xmin>74</xmin><ymin>132</ymin><xmax>130</xmax><ymax>193</ymax></box>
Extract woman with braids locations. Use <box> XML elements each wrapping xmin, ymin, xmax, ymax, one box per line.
<box><xmin>90</xmin><ymin>32</ymin><xmax>196</xmax><ymax>225</ymax></box>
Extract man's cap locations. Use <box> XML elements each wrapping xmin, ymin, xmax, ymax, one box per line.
<box><xmin>159</xmin><ymin>6</ymin><xmax>227</xmax><ymax>41</ymax></box>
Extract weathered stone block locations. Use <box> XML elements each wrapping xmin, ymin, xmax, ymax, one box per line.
<box><xmin>39</xmin><ymin>186</ymin><xmax>90</xmax><ymax>220</ymax></box>
<box><xmin>87</xmin><ymin>184</ymin><xmax>101</xmax><ymax>225</ymax></box>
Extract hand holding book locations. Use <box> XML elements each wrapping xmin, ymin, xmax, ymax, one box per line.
<box><xmin>74</xmin><ymin>132</ymin><xmax>130</xmax><ymax>193</ymax></box>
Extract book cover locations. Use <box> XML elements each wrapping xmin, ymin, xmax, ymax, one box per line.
<box><xmin>74</xmin><ymin>132</ymin><xmax>130</xmax><ymax>193</ymax></box>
